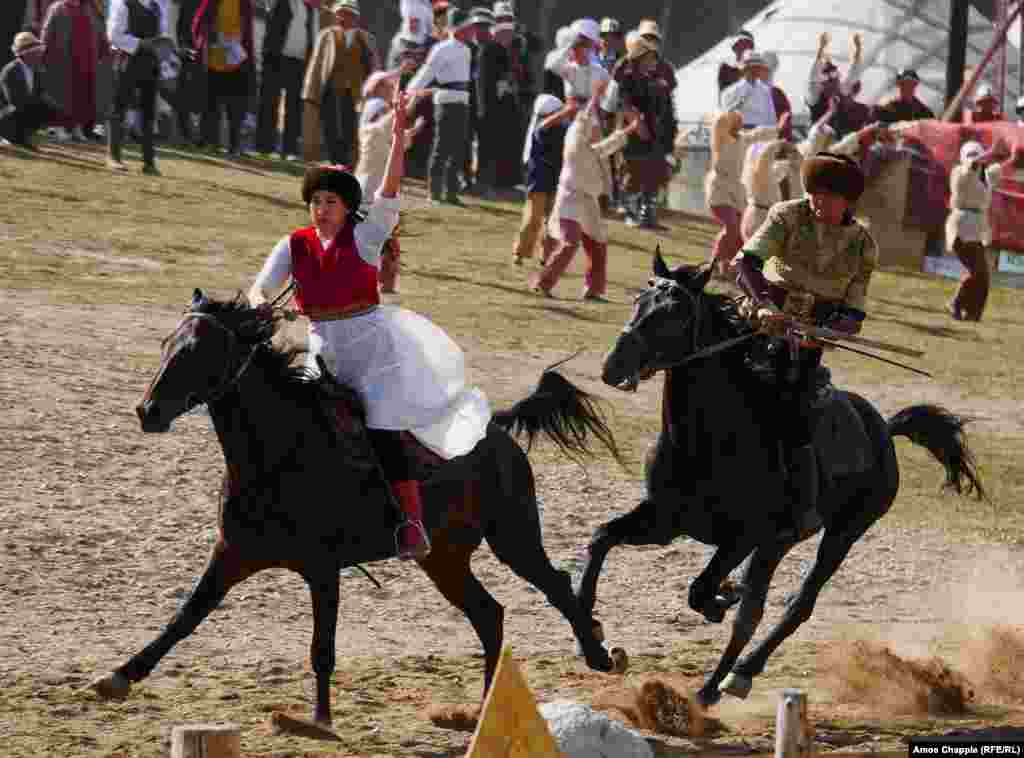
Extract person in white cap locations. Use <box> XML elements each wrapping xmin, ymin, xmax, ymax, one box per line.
<box><xmin>493</xmin><ymin>1</ymin><xmax>515</xmax><ymax>22</ymax></box>
<box><xmin>513</xmin><ymin>93</ymin><xmax>568</xmax><ymax>265</ymax></box>
<box><xmin>406</xmin><ymin>6</ymin><xmax>475</xmax><ymax>204</ymax></box>
<box><xmin>0</xmin><ymin>31</ymin><xmax>61</xmax><ymax>147</ymax></box>
<box><xmin>945</xmin><ymin>138</ymin><xmax>1011</xmax><ymax>321</ymax></box>
<box><xmin>963</xmin><ymin>83</ymin><xmax>1003</xmax><ymax>124</ymax></box>
<box><xmin>545</xmin><ymin>18</ymin><xmax>609</xmax><ymax>106</ymax></box>
<box><xmin>541</xmin><ymin>25</ymin><xmax>573</xmax><ymax>97</ymax></box>
<box><xmin>720</xmin><ymin>48</ymin><xmax>777</xmax><ymax>127</ymax></box>
<box><xmin>302</xmin><ymin>0</ymin><xmax>379</xmax><ymax>164</ymax></box>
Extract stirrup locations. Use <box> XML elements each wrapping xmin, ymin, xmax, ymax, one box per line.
<box><xmin>395</xmin><ymin>519</ymin><xmax>431</xmax><ymax>561</ymax></box>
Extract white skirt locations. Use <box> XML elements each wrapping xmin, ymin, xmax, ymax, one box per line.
<box><xmin>306</xmin><ymin>305</ymin><xmax>491</xmax><ymax>459</ymax></box>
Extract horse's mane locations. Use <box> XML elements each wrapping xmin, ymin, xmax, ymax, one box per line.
<box><xmin>703</xmin><ymin>291</ymin><xmax>755</xmax><ymax>342</ymax></box>
<box><xmin>198</xmin><ymin>293</ymin><xmax>326</xmax><ymax>405</ymax></box>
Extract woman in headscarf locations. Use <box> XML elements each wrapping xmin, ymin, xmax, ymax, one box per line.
<box><xmin>248</xmin><ymin>93</ymin><xmax>491</xmax><ymax>561</ymax></box>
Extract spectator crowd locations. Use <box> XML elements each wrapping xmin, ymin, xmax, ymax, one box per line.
<box><xmin>1</xmin><ymin>1</ymin><xmax>1021</xmax><ymax>319</ymax></box>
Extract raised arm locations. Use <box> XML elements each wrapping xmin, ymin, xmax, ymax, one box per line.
<box><xmin>379</xmin><ymin>90</ymin><xmax>409</xmax><ymax>199</ymax></box>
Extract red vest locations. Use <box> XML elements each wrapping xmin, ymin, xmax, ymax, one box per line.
<box><xmin>290</xmin><ymin>225</ymin><xmax>379</xmax><ymax>315</ymax></box>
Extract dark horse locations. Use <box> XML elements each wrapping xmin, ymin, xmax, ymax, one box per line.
<box><xmin>577</xmin><ymin>252</ymin><xmax>985</xmax><ymax>707</ymax></box>
<box><xmin>91</xmin><ymin>289</ymin><xmax>627</xmax><ymax>725</ymax></box>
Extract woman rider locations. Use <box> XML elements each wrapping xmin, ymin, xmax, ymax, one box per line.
<box><xmin>248</xmin><ymin>91</ymin><xmax>491</xmax><ymax>560</ymax></box>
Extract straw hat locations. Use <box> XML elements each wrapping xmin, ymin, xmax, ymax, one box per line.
<box><xmin>11</xmin><ymin>31</ymin><xmax>43</xmax><ymax>56</ymax></box>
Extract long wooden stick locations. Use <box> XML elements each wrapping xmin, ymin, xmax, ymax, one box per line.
<box><xmin>941</xmin><ymin>0</ymin><xmax>1022</xmax><ymax>121</ymax></box>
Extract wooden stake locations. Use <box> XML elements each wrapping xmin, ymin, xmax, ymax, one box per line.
<box><xmin>774</xmin><ymin>689</ymin><xmax>811</xmax><ymax>758</ymax></box>
<box><xmin>170</xmin><ymin>723</ymin><xmax>241</xmax><ymax>758</ymax></box>
<box><xmin>465</xmin><ymin>646</ymin><xmax>565</xmax><ymax>758</ymax></box>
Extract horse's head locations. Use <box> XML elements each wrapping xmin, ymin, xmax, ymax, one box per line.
<box><xmin>602</xmin><ymin>249</ymin><xmax>711</xmax><ymax>390</ymax></box>
<box><xmin>136</xmin><ymin>289</ymin><xmax>275</xmax><ymax>432</ymax></box>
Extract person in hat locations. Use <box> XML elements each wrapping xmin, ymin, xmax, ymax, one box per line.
<box><xmin>597</xmin><ymin>17</ymin><xmax>623</xmax><ymax>71</ymax></box>
<box><xmin>248</xmin><ymin>92</ymin><xmax>492</xmax><ymax>562</ymax></box>
<box><xmin>733</xmin><ymin>152</ymin><xmax>878</xmax><ymax>541</ymax></box>
<box><xmin>545</xmin><ymin>18</ymin><xmax>609</xmax><ymax>105</ymax></box>
<box><xmin>529</xmin><ymin>80</ymin><xmax>643</xmax><ymax>299</ymax></box>
<box><xmin>603</xmin><ymin>29</ymin><xmax>677</xmax><ymax>229</ymax></box>
<box><xmin>192</xmin><ymin>0</ymin><xmax>256</xmax><ymax>157</ymax></box>
<box><xmin>302</xmin><ymin>0</ymin><xmax>379</xmax><ymax>164</ymax></box>
<box><xmin>0</xmin><ymin>31</ymin><xmax>62</xmax><ymax>147</ymax></box>
<box><xmin>806</xmin><ymin>31</ymin><xmax>867</xmax><ymax>140</ymax></box>
<box><xmin>718</xmin><ymin>29</ymin><xmax>753</xmax><ymax>93</ymax></box>
<box><xmin>406</xmin><ymin>6</ymin><xmax>475</xmax><ymax>204</ymax></box>
<box><xmin>541</xmin><ymin>25</ymin><xmax>573</xmax><ymax>97</ymax></box>
<box><xmin>513</xmin><ymin>93</ymin><xmax>568</xmax><ymax>265</ymax></box>
<box><xmin>39</xmin><ymin>0</ymin><xmax>111</xmax><ymax>143</ymax></box>
<box><xmin>871</xmin><ymin>68</ymin><xmax>934</xmax><ymax>125</ymax></box>
<box><xmin>720</xmin><ymin>48</ymin><xmax>777</xmax><ymax>127</ymax></box>
<box><xmin>107</xmin><ymin>0</ymin><xmax>169</xmax><ymax>174</ymax></box>
<box><xmin>475</xmin><ymin>5</ymin><xmax>521</xmax><ymax>192</ymax></box>
<box><xmin>945</xmin><ymin>137</ymin><xmax>1011</xmax><ymax>321</ymax></box>
<box><xmin>963</xmin><ymin>83</ymin><xmax>1003</xmax><ymax>125</ymax></box>
<box><xmin>256</xmin><ymin>0</ymin><xmax>320</xmax><ymax>159</ymax></box>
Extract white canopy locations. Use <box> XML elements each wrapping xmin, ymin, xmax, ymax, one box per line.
<box><xmin>674</xmin><ymin>0</ymin><xmax>1021</xmax><ymax>126</ymax></box>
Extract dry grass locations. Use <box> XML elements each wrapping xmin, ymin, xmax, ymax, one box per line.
<box><xmin>2</xmin><ymin>140</ymin><xmax>1024</xmax><ymax>757</ymax></box>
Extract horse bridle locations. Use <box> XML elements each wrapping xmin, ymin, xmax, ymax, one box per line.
<box><xmin>620</xmin><ymin>279</ymin><xmax>703</xmax><ymax>373</ymax></box>
<box><xmin>164</xmin><ymin>311</ymin><xmax>260</xmax><ymax>409</ymax></box>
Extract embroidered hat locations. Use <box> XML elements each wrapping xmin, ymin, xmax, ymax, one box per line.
<box><xmin>600</xmin><ymin>17</ymin><xmax>621</xmax><ymax>34</ymax></box>
<box><xmin>975</xmin><ymin>84</ymin><xmax>996</xmax><ymax>102</ymax></box>
<box><xmin>801</xmin><ymin>152</ymin><xmax>866</xmax><ymax>203</ymax></box>
<box><xmin>302</xmin><ymin>164</ymin><xmax>363</xmax><ymax>211</ymax></box>
<box><xmin>11</xmin><ymin>31</ymin><xmax>43</xmax><ymax>56</ymax></box>
<box><xmin>572</xmin><ymin>18</ymin><xmax>601</xmax><ymax>44</ymax></box>
<box><xmin>959</xmin><ymin>141</ymin><xmax>985</xmax><ymax>163</ymax></box>
<box><xmin>492</xmin><ymin>1</ymin><xmax>515</xmax><ymax>20</ymax></box>
<box><xmin>468</xmin><ymin>6</ymin><xmax>494</xmax><ymax>25</ymax></box>
<box><xmin>732</xmin><ymin>29</ymin><xmax>754</xmax><ymax>47</ymax></box>
<box><xmin>447</xmin><ymin>7</ymin><xmax>475</xmax><ymax>31</ymax></box>
<box><xmin>330</xmin><ymin>0</ymin><xmax>360</xmax><ymax>15</ymax></box>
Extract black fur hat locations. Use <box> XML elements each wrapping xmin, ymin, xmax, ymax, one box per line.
<box><xmin>801</xmin><ymin>152</ymin><xmax>866</xmax><ymax>203</ymax></box>
<box><xmin>301</xmin><ymin>164</ymin><xmax>363</xmax><ymax>210</ymax></box>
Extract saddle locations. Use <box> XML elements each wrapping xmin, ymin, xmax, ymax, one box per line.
<box><xmin>313</xmin><ymin>357</ymin><xmax>444</xmax><ymax>478</ymax></box>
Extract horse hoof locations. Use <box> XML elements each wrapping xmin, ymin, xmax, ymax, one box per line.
<box><xmin>719</xmin><ymin>671</ymin><xmax>753</xmax><ymax>699</ymax></box>
<box><xmin>90</xmin><ymin>671</ymin><xmax>131</xmax><ymax>700</ymax></box>
<box><xmin>609</xmin><ymin>647</ymin><xmax>629</xmax><ymax>674</ymax></box>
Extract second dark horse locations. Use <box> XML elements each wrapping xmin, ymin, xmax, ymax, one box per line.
<box><xmin>91</xmin><ymin>290</ymin><xmax>626</xmax><ymax>725</ymax></box>
<box><xmin>578</xmin><ymin>253</ymin><xmax>985</xmax><ymax>707</ymax></box>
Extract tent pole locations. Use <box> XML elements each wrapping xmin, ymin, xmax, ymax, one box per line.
<box><xmin>945</xmin><ymin>0</ymin><xmax>970</xmax><ymax>117</ymax></box>
<box><xmin>942</xmin><ymin>0</ymin><xmax>1023</xmax><ymax>120</ymax></box>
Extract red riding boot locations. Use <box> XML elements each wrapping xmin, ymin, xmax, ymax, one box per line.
<box><xmin>392</xmin><ymin>480</ymin><xmax>430</xmax><ymax>560</ymax></box>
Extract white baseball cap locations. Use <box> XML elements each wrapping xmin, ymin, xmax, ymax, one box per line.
<box><xmin>960</xmin><ymin>141</ymin><xmax>985</xmax><ymax>163</ymax></box>
<box><xmin>572</xmin><ymin>18</ymin><xmax>601</xmax><ymax>44</ymax></box>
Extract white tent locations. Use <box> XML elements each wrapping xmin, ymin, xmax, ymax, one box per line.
<box><xmin>674</xmin><ymin>0</ymin><xmax>1021</xmax><ymax>127</ymax></box>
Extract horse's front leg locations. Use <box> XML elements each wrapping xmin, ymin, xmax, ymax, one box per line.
<box><xmin>695</xmin><ymin>542</ymin><xmax>791</xmax><ymax>707</ymax></box>
<box><xmin>92</xmin><ymin>538</ymin><xmax>259</xmax><ymax>699</ymax></box>
<box><xmin>575</xmin><ymin>498</ymin><xmax>675</xmax><ymax>636</ymax></box>
<box><xmin>304</xmin><ymin>570</ymin><xmax>341</xmax><ymax>726</ymax></box>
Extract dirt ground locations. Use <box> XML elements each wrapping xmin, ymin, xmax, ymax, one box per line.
<box><xmin>3</xmin><ymin>286</ymin><xmax>1024</xmax><ymax>758</ymax></box>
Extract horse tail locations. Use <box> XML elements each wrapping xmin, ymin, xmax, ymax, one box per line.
<box><xmin>492</xmin><ymin>369</ymin><xmax>624</xmax><ymax>467</ymax></box>
<box><xmin>887</xmin><ymin>404</ymin><xmax>986</xmax><ymax>501</ymax></box>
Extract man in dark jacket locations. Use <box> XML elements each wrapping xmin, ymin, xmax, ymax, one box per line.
<box><xmin>0</xmin><ymin>31</ymin><xmax>60</xmax><ymax>146</ymax></box>
<box><xmin>872</xmin><ymin>69</ymin><xmax>935</xmax><ymax>124</ymax></box>
<box><xmin>257</xmin><ymin>0</ymin><xmax>318</xmax><ymax>157</ymax></box>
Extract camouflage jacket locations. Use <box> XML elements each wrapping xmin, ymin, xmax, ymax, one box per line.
<box><xmin>736</xmin><ymin>198</ymin><xmax>878</xmax><ymax>313</ymax></box>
